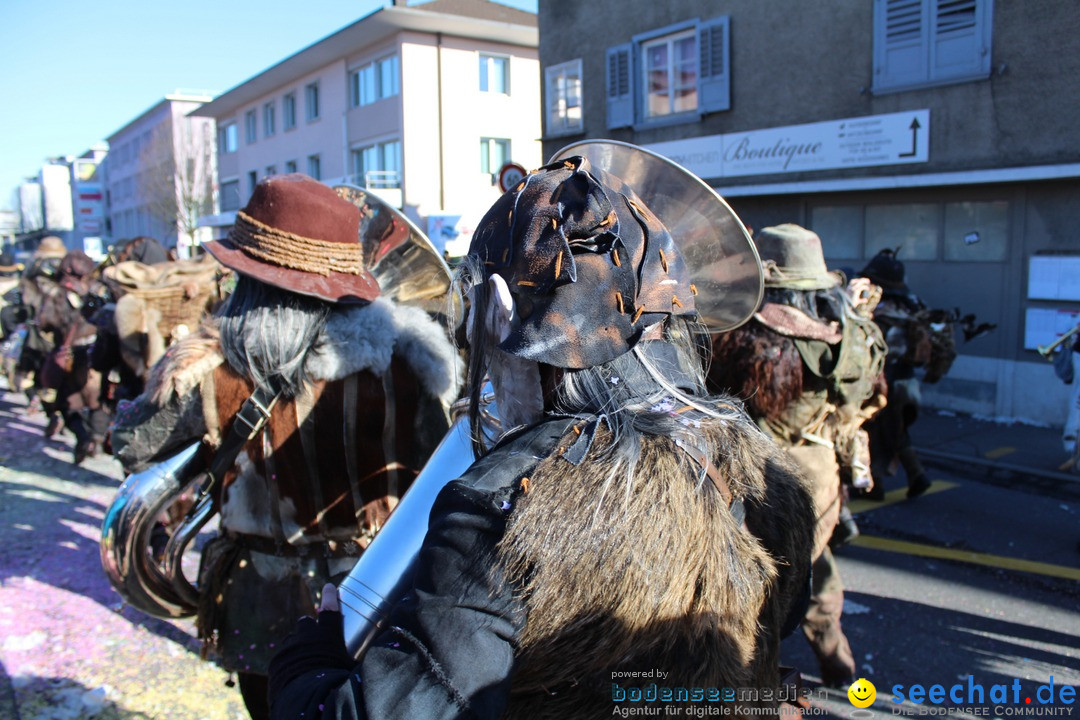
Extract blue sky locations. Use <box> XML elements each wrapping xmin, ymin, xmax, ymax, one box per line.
<box><xmin>0</xmin><ymin>0</ymin><xmax>537</xmax><ymax>212</ymax></box>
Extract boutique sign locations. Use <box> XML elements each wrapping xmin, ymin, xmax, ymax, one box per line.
<box><xmin>647</xmin><ymin>109</ymin><xmax>930</xmax><ymax>180</ymax></box>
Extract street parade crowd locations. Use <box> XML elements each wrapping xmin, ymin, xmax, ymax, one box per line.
<box><xmin>0</xmin><ymin>151</ymin><xmax>997</xmax><ymax>720</ymax></box>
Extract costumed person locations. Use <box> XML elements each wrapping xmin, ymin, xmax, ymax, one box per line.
<box><xmin>708</xmin><ymin>224</ymin><xmax>887</xmax><ymax>688</ymax></box>
<box><xmin>0</xmin><ymin>247</ymin><xmax>21</xmax><ymax>337</ymax></box>
<box><xmin>0</xmin><ymin>248</ymin><xmax>24</xmax><ymax>389</ymax></box>
<box><xmin>34</xmin><ymin>248</ymin><xmax>109</xmax><ymax>462</ymax></box>
<box><xmin>15</xmin><ymin>236</ymin><xmax>68</xmax><ymax>422</ymax></box>
<box><xmin>267</xmin><ymin>152</ymin><xmax>816</xmax><ymax>719</ymax></box>
<box><xmin>858</xmin><ymin>248</ymin><xmax>954</xmax><ymax>499</ymax></box>
<box><xmin>1051</xmin><ymin>322</ymin><xmax>1080</xmax><ymax>470</ymax></box>
<box><xmin>109</xmin><ymin>175</ymin><xmax>462</xmax><ymax>720</ymax></box>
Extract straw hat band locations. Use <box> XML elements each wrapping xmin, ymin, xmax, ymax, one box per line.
<box><xmin>229</xmin><ymin>210</ymin><xmax>364</xmax><ymax>276</ymax></box>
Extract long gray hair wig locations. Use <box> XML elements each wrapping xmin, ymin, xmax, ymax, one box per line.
<box><xmin>217</xmin><ymin>275</ymin><xmax>331</xmax><ymax>396</ymax></box>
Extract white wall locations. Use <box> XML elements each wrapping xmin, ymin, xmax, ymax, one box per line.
<box><xmin>921</xmin><ymin>353</ymin><xmax>1069</xmax><ymax>426</ymax></box>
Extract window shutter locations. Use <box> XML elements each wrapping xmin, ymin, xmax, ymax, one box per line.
<box><xmin>873</xmin><ymin>0</ymin><xmax>930</xmax><ymax>91</ymax></box>
<box><xmin>930</xmin><ymin>0</ymin><xmax>991</xmax><ymax>80</ymax></box>
<box><xmin>606</xmin><ymin>43</ymin><xmax>634</xmax><ymax>129</ymax></box>
<box><xmin>698</xmin><ymin>16</ymin><xmax>730</xmax><ymax>113</ymax></box>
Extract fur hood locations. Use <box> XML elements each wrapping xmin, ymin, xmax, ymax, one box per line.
<box><xmin>145</xmin><ymin>297</ymin><xmax>462</xmax><ymax>408</ymax></box>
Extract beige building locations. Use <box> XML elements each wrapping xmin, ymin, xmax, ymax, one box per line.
<box><xmin>192</xmin><ymin>0</ymin><xmax>541</xmax><ymax>254</ymax></box>
<box><xmin>104</xmin><ymin>94</ymin><xmax>217</xmax><ymax>257</ymax></box>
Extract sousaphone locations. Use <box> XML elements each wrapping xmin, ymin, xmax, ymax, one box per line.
<box><xmin>100</xmin><ymin>187</ymin><xmax>456</xmax><ymax>619</ymax></box>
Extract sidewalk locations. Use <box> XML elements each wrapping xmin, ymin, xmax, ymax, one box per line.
<box><xmin>910</xmin><ymin>406</ymin><xmax>1078</xmax><ymax>485</ymax></box>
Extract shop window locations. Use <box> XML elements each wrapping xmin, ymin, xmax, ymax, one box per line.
<box><xmin>943</xmin><ymin>200</ymin><xmax>1008</xmax><ymax>261</ymax></box>
<box><xmin>809</xmin><ymin>206</ymin><xmax>863</xmax><ymax>260</ymax></box>
<box><xmin>865</xmin><ymin>203</ymin><xmax>940</xmax><ymax>260</ymax></box>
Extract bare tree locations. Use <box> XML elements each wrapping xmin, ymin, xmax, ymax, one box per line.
<box><xmin>138</xmin><ymin>117</ymin><xmax>215</xmax><ymax>250</ymax></box>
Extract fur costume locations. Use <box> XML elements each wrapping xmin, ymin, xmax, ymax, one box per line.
<box><xmin>498</xmin><ymin>418</ymin><xmax>812</xmax><ymax>719</ymax></box>
<box><xmin>110</xmin><ymin>297</ymin><xmax>462</xmax><ymax>674</ymax></box>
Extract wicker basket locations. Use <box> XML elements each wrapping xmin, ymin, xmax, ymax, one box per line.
<box><xmin>126</xmin><ymin>282</ymin><xmax>215</xmax><ymax>341</ymax></box>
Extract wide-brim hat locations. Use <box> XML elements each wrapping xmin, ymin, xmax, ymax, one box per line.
<box><xmin>204</xmin><ymin>173</ymin><xmax>380</xmax><ymax>304</ymax></box>
<box><xmin>755</xmin><ymin>224</ymin><xmax>841</xmax><ymax>291</ymax></box>
<box><xmin>35</xmin><ymin>236</ymin><xmax>68</xmax><ymax>259</ymax></box>
<box><xmin>858</xmin><ymin>248</ymin><xmax>908</xmax><ymax>292</ymax></box>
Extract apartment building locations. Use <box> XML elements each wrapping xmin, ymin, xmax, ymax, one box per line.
<box><xmin>538</xmin><ymin>0</ymin><xmax>1080</xmax><ymax>426</ymax></box>
<box><xmin>193</xmin><ymin>0</ymin><xmax>541</xmax><ymax>253</ymax></box>
<box><xmin>13</xmin><ymin>145</ymin><xmax>108</xmax><ymax>258</ymax></box>
<box><xmin>103</xmin><ymin>94</ymin><xmax>217</xmax><ymax>257</ymax></box>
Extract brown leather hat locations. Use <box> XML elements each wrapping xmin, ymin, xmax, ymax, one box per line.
<box><xmin>469</xmin><ymin>156</ymin><xmax>696</xmax><ymax>369</ymax></box>
<box><xmin>204</xmin><ymin>174</ymin><xmax>380</xmax><ymax>303</ymax></box>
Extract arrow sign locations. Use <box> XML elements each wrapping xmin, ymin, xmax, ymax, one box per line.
<box><xmin>899</xmin><ymin>117</ymin><xmax>921</xmax><ymax>158</ymax></box>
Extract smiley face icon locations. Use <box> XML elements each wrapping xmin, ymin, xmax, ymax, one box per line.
<box><xmin>848</xmin><ymin>678</ymin><xmax>876</xmax><ymax>708</ymax></box>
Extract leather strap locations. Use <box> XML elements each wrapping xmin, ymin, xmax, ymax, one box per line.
<box><xmin>188</xmin><ymin>381</ymin><xmax>284</xmax><ymax>520</ymax></box>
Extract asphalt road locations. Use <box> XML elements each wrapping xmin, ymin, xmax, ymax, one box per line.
<box><xmin>781</xmin><ymin>455</ymin><xmax>1080</xmax><ymax>718</ymax></box>
<box><xmin>1</xmin><ymin>384</ymin><xmax>1077</xmax><ymax>720</ymax></box>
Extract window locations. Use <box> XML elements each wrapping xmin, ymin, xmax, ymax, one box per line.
<box><xmin>245</xmin><ymin>110</ymin><xmax>257</xmax><ymax>144</ymax></box>
<box><xmin>248</xmin><ymin>170</ymin><xmax>258</xmax><ymax>195</ymax></box>
<box><xmin>220</xmin><ymin>180</ymin><xmax>241</xmax><ymax>212</ymax></box>
<box><xmin>283</xmin><ymin>92</ymin><xmax>297</xmax><ymax>130</ymax></box>
<box><xmin>307</xmin><ymin>155</ymin><xmax>321</xmax><ymax>181</ymax></box>
<box><xmin>305</xmin><ymin>82</ymin><xmax>320</xmax><ymax>122</ymax></box>
<box><xmin>606</xmin><ymin>16</ymin><xmax>729</xmax><ymax>129</ymax></box>
<box><xmin>351</xmin><ymin>55</ymin><xmax>400</xmax><ymax>107</ymax></box>
<box><xmin>873</xmin><ymin>0</ymin><xmax>993</xmax><ymax>94</ymax></box>
<box><xmin>264</xmin><ymin>102</ymin><xmax>276</xmax><ymax>137</ymax></box>
<box><xmin>545</xmin><ymin>59</ymin><xmax>583</xmax><ymax>136</ymax></box>
<box><xmin>351</xmin><ymin>140</ymin><xmax>401</xmax><ymax>187</ymax></box>
<box><xmin>811</xmin><ymin>198</ymin><xmax>1009</xmax><ymax>264</ymax></box>
<box><xmin>642</xmin><ymin>30</ymin><xmax>698</xmax><ymax>119</ymax></box>
<box><xmin>866</xmin><ymin>203</ymin><xmax>940</xmax><ymax>260</ymax></box>
<box><xmin>479</xmin><ymin>55</ymin><xmax>509</xmax><ymax>93</ymax></box>
<box><xmin>218</xmin><ymin>123</ymin><xmax>238</xmax><ymax>154</ymax></box>
<box><xmin>266</xmin><ymin>165</ymin><xmax>277</xmax><ymax>177</ymax></box>
<box><xmin>809</xmin><ymin>206</ymin><xmax>863</xmax><ymax>260</ymax></box>
<box><xmin>479</xmin><ymin>137</ymin><xmax>510</xmax><ymax>178</ymax></box>
<box><xmin>285</xmin><ymin>160</ymin><xmax>297</xmax><ymax>173</ymax></box>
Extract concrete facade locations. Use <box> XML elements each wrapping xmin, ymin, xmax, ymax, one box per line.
<box><xmin>193</xmin><ymin>0</ymin><xmax>541</xmax><ymax>251</ymax></box>
<box><xmin>538</xmin><ymin>0</ymin><xmax>1080</xmax><ymax>426</ymax></box>
<box><xmin>104</xmin><ymin>95</ymin><xmax>217</xmax><ymax>256</ymax></box>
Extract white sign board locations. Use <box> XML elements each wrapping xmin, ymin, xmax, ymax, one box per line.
<box><xmin>1024</xmin><ymin>307</ymin><xmax>1080</xmax><ymax>351</ymax></box>
<box><xmin>648</xmin><ymin>109</ymin><xmax>930</xmax><ymax>180</ymax></box>
<box><xmin>1028</xmin><ymin>256</ymin><xmax>1080</xmax><ymax>301</ymax></box>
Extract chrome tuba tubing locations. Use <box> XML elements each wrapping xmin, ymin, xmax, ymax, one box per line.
<box><xmin>100</xmin><ymin>442</ymin><xmax>206</xmax><ymax>618</ymax></box>
<box><xmin>339</xmin><ymin>395</ymin><xmax>499</xmax><ymax>658</ymax></box>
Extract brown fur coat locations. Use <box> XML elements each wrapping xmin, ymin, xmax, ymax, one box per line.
<box><xmin>497</xmin><ymin>415</ymin><xmax>814</xmax><ymax>719</ymax></box>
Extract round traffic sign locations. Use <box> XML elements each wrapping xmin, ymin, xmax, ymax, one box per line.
<box><xmin>497</xmin><ymin>162</ymin><xmax>528</xmax><ymax>193</ymax></box>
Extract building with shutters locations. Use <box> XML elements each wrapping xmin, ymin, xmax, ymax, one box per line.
<box><xmin>537</xmin><ymin>0</ymin><xmax>1080</xmax><ymax>427</ymax></box>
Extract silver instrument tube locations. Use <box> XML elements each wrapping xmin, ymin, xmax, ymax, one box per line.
<box><xmin>338</xmin><ymin>412</ymin><xmax>479</xmax><ymax>658</ymax></box>
<box><xmin>100</xmin><ymin>442</ymin><xmax>204</xmax><ymax>618</ymax></box>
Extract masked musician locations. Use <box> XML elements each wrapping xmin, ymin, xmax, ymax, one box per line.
<box><xmin>708</xmin><ymin>224</ymin><xmax>888</xmax><ymax>688</ymax></box>
<box><xmin>268</xmin><ymin>153</ymin><xmax>815</xmax><ymax>719</ymax></box>
<box><xmin>109</xmin><ymin>175</ymin><xmax>461</xmax><ymax>719</ymax></box>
